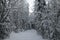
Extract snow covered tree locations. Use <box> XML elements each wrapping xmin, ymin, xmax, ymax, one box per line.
<box><xmin>34</xmin><ymin>0</ymin><xmax>60</xmax><ymax>39</ymax></box>
<box><xmin>34</xmin><ymin>0</ymin><xmax>60</xmax><ymax>40</ymax></box>
<box><xmin>34</xmin><ymin>0</ymin><xmax>46</xmax><ymax>31</ymax></box>
<box><xmin>0</xmin><ymin>0</ymin><xmax>11</xmax><ymax>39</ymax></box>
<box><xmin>49</xmin><ymin>0</ymin><xmax>60</xmax><ymax>40</ymax></box>
<box><xmin>9</xmin><ymin>0</ymin><xmax>29</xmax><ymax>32</ymax></box>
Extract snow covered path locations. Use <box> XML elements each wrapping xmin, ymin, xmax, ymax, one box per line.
<box><xmin>5</xmin><ymin>29</ymin><xmax>45</xmax><ymax>40</ymax></box>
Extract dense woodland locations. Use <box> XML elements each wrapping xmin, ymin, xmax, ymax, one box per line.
<box><xmin>0</xmin><ymin>0</ymin><xmax>60</xmax><ymax>40</ymax></box>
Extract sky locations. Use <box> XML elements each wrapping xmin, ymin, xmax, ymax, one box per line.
<box><xmin>26</xmin><ymin>0</ymin><xmax>35</xmax><ymax>13</ymax></box>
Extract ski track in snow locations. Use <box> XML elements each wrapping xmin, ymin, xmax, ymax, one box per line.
<box><xmin>5</xmin><ymin>29</ymin><xmax>45</xmax><ymax>40</ymax></box>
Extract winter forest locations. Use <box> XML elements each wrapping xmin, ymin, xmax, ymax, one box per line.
<box><xmin>0</xmin><ymin>0</ymin><xmax>60</xmax><ymax>40</ymax></box>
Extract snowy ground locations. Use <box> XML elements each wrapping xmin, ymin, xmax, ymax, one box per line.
<box><xmin>5</xmin><ymin>29</ymin><xmax>46</xmax><ymax>40</ymax></box>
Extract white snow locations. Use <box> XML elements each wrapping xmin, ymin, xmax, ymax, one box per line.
<box><xmin>5</xmin><ymin>29</ymin><xmax>45</xmax><ymax>40</ymax></box>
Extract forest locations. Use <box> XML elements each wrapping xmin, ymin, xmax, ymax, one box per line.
<box><xmin>0</xmin><ymin>0</ymin><xmax>60</xmax><ymax>40</ymax></box>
